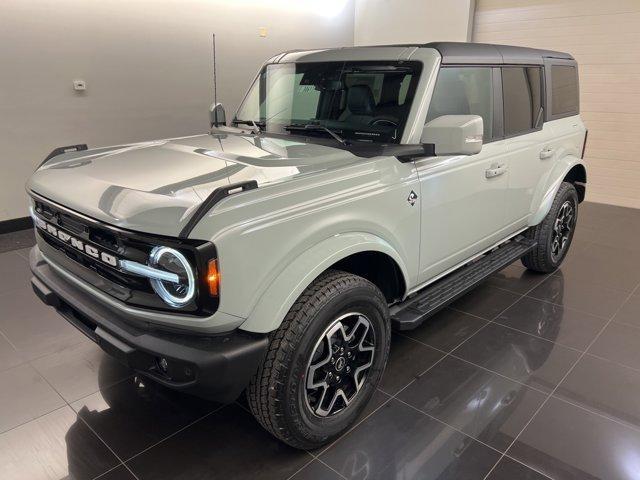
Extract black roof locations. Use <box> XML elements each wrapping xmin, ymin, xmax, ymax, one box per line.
<box><xmin>423</xmin><ymin>42</ymin><xmax>574</xmax><ymax>65</ymax></box>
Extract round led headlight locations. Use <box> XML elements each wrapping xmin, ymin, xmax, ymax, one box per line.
<box><xmin>149</xmin><ymin>246</ymin><xmax>196</xmax><ymax>308</ymax></box>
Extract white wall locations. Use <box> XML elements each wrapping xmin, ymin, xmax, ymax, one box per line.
<box><xmin>354</xmin><ymin>0</ymin><xmax>475</xmax><ymax>45</ymax></box>
<box><xmin>0</xmin><ymin>0</ymin><xmax>355</xmax><ymax>221</ymax></box>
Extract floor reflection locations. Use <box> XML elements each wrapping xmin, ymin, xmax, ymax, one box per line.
<box><xmin>400</xmin><ymin>355</ymin><xmax>547</xmax><ymax>452</ymax></box>
<box><xmin>0</xmin><ymin>405</ymin><xmax>118</xmax><ymax>480</ymax></box>
<box><xmin>452</xmin><ymin>274</ymin><xmax>582</xmax><ymax>394</ymax></box>
<box><xmin>67</xmin><ymin>359</ymin><xmax>219</xmax><ymax>465</ymax></box>
<box><xmin>320</xmin><ymin>398</ymin><xmax>500</xmax><ymax>480</ymax></box>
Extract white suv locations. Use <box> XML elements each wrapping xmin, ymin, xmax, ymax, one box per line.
<box><xmin>28</xmin><ymin>42</ymin><xmax>586</xmax><ymax>448</ymax></box>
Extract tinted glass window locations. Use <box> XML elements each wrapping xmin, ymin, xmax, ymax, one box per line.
<box><xmin>503</xmin><ymin>67</ymin><xmax>543</xmax><ymax>136</ymax></box>
<box><xmin>426</xmin><ymin>67</ymin><xmax>493</xmax><ymax>140</ymax></box>
<box><xmin>551</xmin><ymin>65</ymin><xmax>579</xmax><ymax>116</ymax></box>
<box><xmin>235</xmin><ymin>61</ymin><xmax>422</xmax><ymax>144</ymax></box>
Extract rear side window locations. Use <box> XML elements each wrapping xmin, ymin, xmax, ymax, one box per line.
<box><xmin>551</xmin><ymin>65</ymin><xmax>579</xmax><ymax>116</ymax></box>
<box><xmin>426</xmin><ymin>67</ymin><xmax>494</xmax><ymax>140</ymax></box>
<box><xmin>502</xmin><ymin>67</ymin><xmax>543</xmax><ymax>136</ymax></box>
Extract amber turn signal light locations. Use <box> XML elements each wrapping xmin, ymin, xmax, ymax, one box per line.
<box><xmin>207</xmin><ymin>259</ymin><xmax>220</xmax><ymax>297</ymax></box>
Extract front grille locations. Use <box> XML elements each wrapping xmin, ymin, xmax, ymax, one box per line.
<box><xmin>31</xmin><ymin>196</ymin><xmax>217</xmax><ymax>316</ymax></box>
<box><xmin>34</xmin><ymin>199</ymin><xmax>153</xmax><ymax>292</ymax></box>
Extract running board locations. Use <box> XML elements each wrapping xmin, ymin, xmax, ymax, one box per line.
<box><xmin>391</xmin><ymin>237</ymin><xmax>536</xmax><ymax>331</ymax></box>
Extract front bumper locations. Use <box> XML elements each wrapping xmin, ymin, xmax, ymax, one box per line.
<box><xmin>30</xmin><ymin>247</ymin><xmax>268</xmax><ymax>403</ymax></box>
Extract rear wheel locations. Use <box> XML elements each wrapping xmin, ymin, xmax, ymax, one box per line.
<box><xmin>247</xmin><ymin>270</ymin><xmax>390</xmax><ymax>449</ymax></box>
<box><xmin>522</xmin><ymin>182</ymin><xmax>579</xmax><ymax>273</ymax></box>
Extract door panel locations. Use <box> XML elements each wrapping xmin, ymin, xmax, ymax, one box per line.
<box><xmin>501</xmin><ymin>65</ymin><xmax>556</xmax><ymax>227</ymax></box>
<box><xmin>504</xmin><ymin>123</ymin><xmax>556</xmax><ymax>227</ymax></box>
<box><xmin>415</xmin><ymin>140</ymin><xmax>510</xmax><ymax>284</ymax></box>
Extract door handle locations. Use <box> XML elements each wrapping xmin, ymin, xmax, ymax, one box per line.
<box><xmin>485</xmin><ymin>163</ymin><xmax>506</xmax><ymax>179</ymax></box>
<box><xmin>540</xmin><ymin>147</ymin><xmax>555</xmax><ymax>159</ymax></box>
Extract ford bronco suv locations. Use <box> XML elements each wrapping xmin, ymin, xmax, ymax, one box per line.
<box><xmin>28</xmin><ymin>42</ymin><xmax>586</xmax><ymax>449</ymax></box>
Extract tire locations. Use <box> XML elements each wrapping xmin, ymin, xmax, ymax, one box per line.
<box><xmin>247</xmin><ymin>270</ymin><xmax>390</xmax><ymax>449</ymax></box>
<box><xmin>521</xmin><ymin>182</ymin><xmax>579</xmax><ymax>273</ymax></box>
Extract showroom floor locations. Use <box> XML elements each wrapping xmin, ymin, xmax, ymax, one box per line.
<box><xmin>1</xmin><ymin>201</ymin><xmax>640</xmax><ymax>480</ymax></box>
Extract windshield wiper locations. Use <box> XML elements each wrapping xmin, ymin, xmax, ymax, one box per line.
<box><xmin>284</xmin><ymin>123</ymin><xmax>348</xmax><ymax>146</ymax></box>
<box><xmin>233</xmin><ymin>119</ymin><xmax>264</xmax><ymax>133</ymax></box>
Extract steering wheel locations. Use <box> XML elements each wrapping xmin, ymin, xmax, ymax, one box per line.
<box><xmin>369</xmin><ymin>117</ymin><xmax>398</xmax><ymax>127</ymax></box>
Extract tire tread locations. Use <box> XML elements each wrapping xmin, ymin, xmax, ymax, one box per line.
<box><xmin>521</xmin><ymin>182</ymin><xmax>578</xmax><ymax>273</ymax></box>
<box><xmin>246</xmin><ymin>270</ymin><xmax>388</xmax><ymax>449</ymax></box>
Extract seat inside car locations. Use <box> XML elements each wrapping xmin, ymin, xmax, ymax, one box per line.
<box><xmin>375</xmin><ymin>75</ymin><xmax>404</xmax><ymax>121</ymax></box>
<box><xmin>339</xmin><ymin>84</ymin><xmax>376</xmax><ymax>124</ymax></box>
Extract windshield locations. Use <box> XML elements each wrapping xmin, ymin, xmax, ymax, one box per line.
<box><xmin>234</xmin><ymin>61</ymin><xmax>422</xmax><ymax>144</ymax></box>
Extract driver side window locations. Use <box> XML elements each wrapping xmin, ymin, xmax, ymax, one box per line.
<box><xmin>426</xmin><ymin>67</ymin><xmax>494</xmax><ymax>141</ymax></box>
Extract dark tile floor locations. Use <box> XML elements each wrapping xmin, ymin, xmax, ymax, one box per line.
<box><xmin>1</xmin><ymin>201</ymin><xmax>640</xmax><ymax>479</ymax></box>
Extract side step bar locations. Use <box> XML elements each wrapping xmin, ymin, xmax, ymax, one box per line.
<box><xmin>391</xmin><ymin>237</ymin><xmax>536</xmax><ymax>331</ymax></box>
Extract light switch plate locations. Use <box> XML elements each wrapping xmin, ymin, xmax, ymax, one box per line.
<box><xmin>73</xmin><ymin>79</ymin><xmax>87</xmax><ymax>91</ymax></box>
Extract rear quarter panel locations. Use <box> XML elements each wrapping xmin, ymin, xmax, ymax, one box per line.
<box><xmin>529</xmin><ymin>115</ymin><xmax>587</xmax><ymax>225</ymax></box>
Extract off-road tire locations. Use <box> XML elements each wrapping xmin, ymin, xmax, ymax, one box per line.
<box><xmin>246</xmin><ymin>270</ymin><xmax>390</xmax><ymax>449</ymax></box>
<box><xmin>521</xmin><ymin>182</ymin><xmax>579</xmax><ymax>273</ymax></box>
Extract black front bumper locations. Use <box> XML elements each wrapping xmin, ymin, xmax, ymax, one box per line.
<box><xmin>30</xmin><ymin>247</ymin><xmax>268</xmax><ymax>403</ymax></box>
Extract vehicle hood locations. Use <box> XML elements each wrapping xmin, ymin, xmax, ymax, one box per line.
<box><xmin>28</xmin><ymin>132</ymin><xmax>361</xmax><ymax>237</ymax></box>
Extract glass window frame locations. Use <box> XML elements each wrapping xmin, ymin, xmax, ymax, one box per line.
<box><xmin>234</xmin><ymin>60</ymin><xmax>424</xmax><ymax>145</ymax></box>
<box><xmin>544</xmin><ymin>59</ymin><xmax>580</xmax><ymax>121</ymax></box>
<box><xmin>427</xmin><ymin>63</ymin><xmax>550</xmax><ymax>143</ymax></box>
<box><xmin>500</xmin><ymin>64</ymin><xmax>546</xmax><ymax>140</ymax></box>
<box><xmin>427</xmin><ymin>65</ymin><xmax>502</xmax><ymax>144</ymax></box>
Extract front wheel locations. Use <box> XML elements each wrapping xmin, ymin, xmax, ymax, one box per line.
<box><xmin>247</xmin><ymin>270</ymin><xmax>390</xmax><ymax>449</ymax></box>
<box><xmin>522</xmin><ymin>182</ymin><xmax>579</xmax><ymax>273</ymax></box>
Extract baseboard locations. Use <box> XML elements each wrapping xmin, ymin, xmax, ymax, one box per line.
<box><xmin>0</xmin><ymin>216</ymin><xmax>33</xmax><ymax>234</ymax></box>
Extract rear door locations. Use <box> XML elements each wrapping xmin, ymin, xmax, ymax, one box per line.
<box><xmin>501</xmin><ymin>65</ymin><xmax>556</xmax><ymax>228</ymax></box>
<box><xmin>416</xmin><ymin>66</ymin><xmax>511</xmax><ymax>283</ymax></box>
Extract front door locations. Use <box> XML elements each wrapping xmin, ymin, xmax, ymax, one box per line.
<box><xmin>416</xmin><ymin>65</ymin><xmax>510</xmax><ymax>284</ymax></box>
<box><xmin>415</xmin><ymin>141</ymin><xmax>510</xmax><ymax>283</ymax></box>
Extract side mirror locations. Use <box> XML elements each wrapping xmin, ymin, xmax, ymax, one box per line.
<box><xmin>209</xmin><ymin>103</ymin><xmax>227</xmax><ymax>127</ymax></box>
<box><xmin>421</xmin><ymin>115</ymin><xmax>483</xmax><ymax>156</ymax></box>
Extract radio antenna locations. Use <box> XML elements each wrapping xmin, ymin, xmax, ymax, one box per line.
<box><xmin>212</xmin><ymin>33</ymin><xmax>218</xmax><ymax>108</ymax></box>
<box><xmin>209</xmin><ymin>33</ymin><xmax>223</xmax><ymax>128</ymax></box>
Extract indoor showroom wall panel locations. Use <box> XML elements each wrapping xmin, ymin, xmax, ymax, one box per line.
<box><xmin>474</xmin><ymin>0</ymin><xmax>640</xmax><ymax>208</ymax></box>
<box><xmin>0</xmin><ymin>0</ymin><xmax>355</xmax><ymax>222</ymax></box>
<box><xmin>354</xmin><ymin>0</ymin><xmax>475</xmax><ymax>45</ymax></box>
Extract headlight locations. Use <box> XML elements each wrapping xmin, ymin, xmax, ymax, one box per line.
<box><xmin>148</xmin><ymin>246</ymin><xmax>196</xmax><ymax>307</ymax></box>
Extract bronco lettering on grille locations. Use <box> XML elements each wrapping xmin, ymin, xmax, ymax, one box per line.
<box><xmin>33</xmin><ymin>214</ymin><xmax>118</xmax><ymax>267</ymax></box>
